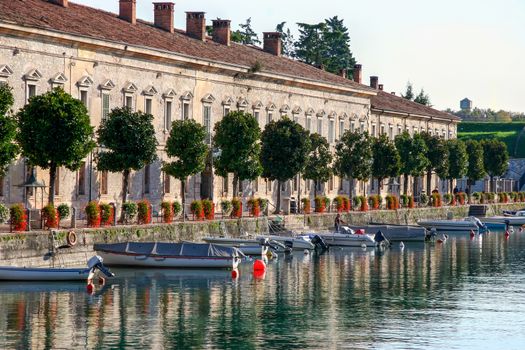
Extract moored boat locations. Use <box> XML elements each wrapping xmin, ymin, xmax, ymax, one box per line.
<box><xmin>202</xmin><ymin>237</ymin><xmax>273</xmax><ymax>255</ymax></box>
<box><xmin>94</xmin><ymin>242</ymin><xmax>241</xmax><ymax>269</ymax></box>
<box><xmin>347</xmin><ymin>224</ymin><xmax>427</xmax><ymax>242</ymax></box>
<box><xmin>482</xmin><ymin>213</ymin><xmax>525</xmax><ymax>226</ymax></box>
<box><xmin>417</xmin><ymin>216</ymin><xmax>487</xmax><ymax>233</ymax></box>
<box><xmin>309</xmin><ymin>227</ymin><xmax>378</xmax><ymax>247</ymax></box>
<box><xmin>0</xmin><ymin>256</ymin><xmax>114</xmax><ymax>281</ymax></box>
<box><xmin>256</xmin><ymin>235</ymin><xmax>315</xmax><ymax>250</ymax></box>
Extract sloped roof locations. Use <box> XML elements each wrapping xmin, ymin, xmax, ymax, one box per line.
<box><xmin>371</xmin><ymin>90</ymin><xmax>460</xmax><ymax>121</ymax></box>
<box><xmin>0</xmin><ymin>0</ymin><xmax>373</xmax><ymax>94</ymax></box>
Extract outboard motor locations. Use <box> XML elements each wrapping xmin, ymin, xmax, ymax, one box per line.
<box><xmin>284</xmin><ymin>240</ymin><xmax>294</xmax><ymax>250</ymax></box>
<box><xmin>87</xmin><ymin>256</ymin><xmax>115</xmax><ymax>278</ymax></box>
<box><xmin>311</xmin><ymin>235</ymin><xmax>329</xmax><ymax>252</ymax></box>
<box><xmin>425</xmin><ymin>229</ymin><xmax>437</xmax><ymax>242</ymax></box>
<box><xmin>374</xmin><ymin>231</ymin><xmax>390</xmax><ymax>247</ymax></box>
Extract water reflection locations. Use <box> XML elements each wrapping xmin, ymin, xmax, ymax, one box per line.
<box><xmin>1</xmin><ymin>232</ymin><xmax>525</xmax><ymax>349</ymax></box>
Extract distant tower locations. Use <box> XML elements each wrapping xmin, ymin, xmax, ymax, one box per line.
<box><xmin>460</xmin><ymin>98</ymin><xmax>472</xmax><ymax>111</ymax></box>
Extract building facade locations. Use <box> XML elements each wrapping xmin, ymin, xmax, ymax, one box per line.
<box><xmin>0</xmin><ymin>0</ymin><xmax>459</xmax><ymax>213</ymax></box>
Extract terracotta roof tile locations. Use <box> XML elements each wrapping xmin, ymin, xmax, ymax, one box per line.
<box><xmin>371</xmin><ymin>91</ymin><xmax>459</xmax><ymax>121</ymax></box>
<box><xmin>0</xmin><ymin>0</ymin><xmax>373</xmax><ymax>93</ymax></box>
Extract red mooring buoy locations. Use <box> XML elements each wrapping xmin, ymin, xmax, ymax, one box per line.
<box><xmin>253</xmin><ymin>259</ymin><xmax>266</xmax><ymax>273</ymax></box>
<box><xmin>505</xmin><ymin>230</ymin><xmax>510</xmax><ymax>239</ymax></box>
<box><xmin>231</xmin><ymin>269</ymin><xmax>239</xmax><ymax>279</ymax></box>
<box><xmin>86</xmin><ymin>283</ymin><xmax>94</xmax><ymax>294</ymax></box>
<box><xmin>470</xmin><ymin>230</ymin><xmax>476</xmax><ymax>238</ymax></box>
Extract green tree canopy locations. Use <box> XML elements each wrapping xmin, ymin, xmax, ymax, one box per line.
<box><xmin>276</xmin><ymin>22</ymin><xmax>295</xmax><ymax>57</ymax></box>
<box><xmin>395</xmin><ymin>131</ymin><xmax>429</xmax><ymax>195</ymax></box>
<box><xmin>97</xmin><ymin>107</ymin><xmax>157</xmax><ymax>205</ymax></box>
<box><xmin>294</xmin><ymin>22</ymin><xmax>327</xmax><ymax>66</ymax></box>
<box><xmin>421</xmin><ymin>132</ymin><xmax>449</xmax><ymax>193</ymax></box>
<box><xmin>213</xmin><ymin>111</ymin><xmax>262</xmax><ymax>197</ymax></box>
<box><xmin>401</xmin><ymin>82</ymin><xmax>414</xmax><ymax>101</ymax></box>
<box><xmin>17</xmin><ymin>88</ymin><xmax>95</xmax><ymax>204</ymax></box>
<box><xmin>465</xmin><ymin>139</ymin><xmax>486</xmax><ymax>196</ymax></box>
<box><xmin>482</xmin><ymin>139</ymin><xmax>509</xmax><ymax>191</ymax></box>
<box><xmin>334</xmin><ymin>130</ymin><xmax>372</xmax><ymax>195</ymax></box>
<box><xmin>414</xmin><ymin>88</ymin><xmax>431</xmax><ymax>106</ymax></box>
<box><xmin>0</xmin><ymin>83</ymin><xmax>18</xmax><ymax>176</ymax></box>
<box><xmin>371</xmin><ymin>134</ymin><xmax>400</xmax><ymax>194</ymax></box>
<box><xmin>232</xmin><ymin>18</ymin><xmax>261</xmax><ymax>45</ymax></box>
<box><xmin>163</xmin><ymin>119</ymin><xmax>208</xmax><ymax>218</ymax></box>
<box><xmin>446</xmin><ymin>139</ymin><xmax>468</xmax><ymax>193</ymax></box>
<box><xmin>261</xmin><ymin>117</ymin><xmax>310</xmax><ymax>213</ymax></box>
<box><xmin>303</xmin><ymin>133</ymin><xmax>333</xmax><ymax>196</ymax></box>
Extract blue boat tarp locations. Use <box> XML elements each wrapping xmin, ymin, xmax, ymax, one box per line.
<box><xmin>94</xmin><ymin>242</ymin><xmax>238</xmax><ymax>258</ymax></box>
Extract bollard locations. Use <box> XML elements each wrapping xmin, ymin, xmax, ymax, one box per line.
<box><xmin>71</xmin><ymin>207</ymin><xmax>77</xmax><ymax>229</ymax></box>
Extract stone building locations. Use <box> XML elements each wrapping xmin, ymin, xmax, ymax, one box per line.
<box><xmin>0</xmin><ymin>0</ymin><xmax>459</xmax><ymax>213</ymax></box>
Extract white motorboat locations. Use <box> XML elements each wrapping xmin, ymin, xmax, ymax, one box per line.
<box><xmin>483</xmin><ymin>211</ymin><xmax>525</xmax><ymax>226</ymax></box>
<box><xmin>94</xmin><ymin>242</ymin><xmax>241</xmax><ymax>269</ymax></box>
<box><xmin>256</xmin><ymin>235</ymin><xmax>315</xmax><ymax>250</ymax></box>
<box><xmin>417</xmin><ymin>216</ymin><xmax>487</xmax><ymax>233</ymax></box>
<box><xmin>347</xmin><ymin>224</ymin><xmax>427</xmax><ymax>242</ymax></box>
<box><xmin>202</xmin><ymin>237</ymin><xmax>273</xmax><ymax>255</ymax></box>
<box><xmin>311</xmin><ymin>227</ymin><xmax>378</xmax><ymax>247</ymax></box>
<box><xmin>0</xmin><ymin>256</ymin><xmax>114</xmax><ymax>281</ymax></box>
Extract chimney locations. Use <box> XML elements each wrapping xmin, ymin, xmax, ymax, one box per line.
<box><xmin>212</xmin><ymin>19</ymin><xmax>231</xmax><ymax>46</ymax></box>
<box><xmin>339</xmin><ymin>69</ymin><xmax>347</xmax><ymax>79</ymax></box>
<box><xmin>186</xmin><ymin>12</ymin><xmax>206</xmax><ymax>41</ymax></box>
<box><xmin>153</xmin><ymin>2</ymin><xmax>174</xmax><ymax>33</ymax></box>
<box><xmin>119</xmin><ymin>0</ymin><xmax>136</xmax><ymax>24</ymax></box>
<box><xmin>49</xmin><ymin>0</ymin><xmax>68</xmax><ymax>7</ymax></box>
<box><xmin>391</xmin><ymin>92</ymin><xmax>396</xmax><ymax>95</ymax></box>
<box><xmin>370</xmin><ymin>76</ymin><xmax>379</xmax><ymax>89</ymax></box>
<box><xmin>353</xmin><ymin>64</ymin><xmax>362</xmax><ymax>84</ymax></box>
<box><xmin>263</xmin><ymin>32</ymin><xmax>282</xmax><ymax>56</ymax></box>
<box><xmin>378</xmin><ymin>84</ymin><xmax>384</xmax><ymax>91</ymax></box>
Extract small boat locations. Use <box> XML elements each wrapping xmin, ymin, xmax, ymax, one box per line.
<box><xmin>94</xmin><ymin>242</ymin><xmax>241</xmax><ymax>269</ymax></box>
<box><xmin>0</xmin><ymin>256</ymin><xmax>114</xmax><ymax>281</ymax></box>
<box><xmin>202</xmin><ymin>237</ymin><xmax>292</xmax><ymax>255</ymax></box>
<box><xmin>347</xmin><ymin>224</ymin><xmax>427</xmax><ymax>242</ymax></box>
<box><xmin>256</xmin><ymin>235</ymin><xmax>315</xmax><ymax>250</ymax></box>
<box><xmin>417</xmin><ymin>216</ymin><xmax>487</xmax><ymax>233</ymax></box>
<box><xmin>484</xmin><ymin>211</ymin><xmax>525</xmax><ymax>226</ymax></box>
<box><xmin>309</xmin><ymin>227</ymin><xmax>378</xmax><ymax>247</ymax></box>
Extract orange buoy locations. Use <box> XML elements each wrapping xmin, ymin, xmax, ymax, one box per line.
<box><xmin>231</xmin><ymin>269</ymin><xmax>239</xmax><ymax>279</ymax></box>
<box><xmin>86</xmin><ymin>283</ymin><xmax>94</xmax><ymax>294</ymax></box>
<box><xmin>253</xmin><ymin>259</ymin><xmax>266</xmax><ymax>273</ymax></box>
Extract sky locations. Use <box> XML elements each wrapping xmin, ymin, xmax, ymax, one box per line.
<box><xmin>74</xmin><ymin>0</ymin><xmax>525</xmax><ymax>112</ymax></box>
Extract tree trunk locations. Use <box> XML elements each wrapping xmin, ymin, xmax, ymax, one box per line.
<box><xmin>377</xmin><ymin>178</ymin><xmax>382</xmax><ymax>195</ymax></box>
<box><xmin>274</xmin><ymin>180</ymin><xmax>282</xmax><ymax>214</ymax></box>
<box><xmin>362</xmin><ymin>180</ymin><xmax>366</xmax><ymax>197</ymax></box>
<box><xmin>413</xmin><ymin>177</ymin><xmax>418</xmax><ymax>198</ymax></box>
<box><xmin>490</xmin><ymin>175</ymin><xmax>494</xmax><ymax>192</ymax></box>
<box><xmin>314</xmin><ymin>180</ymin><xmax>318</xmax><ymax>197</ymax></box>
<box><xmin>181</xmin><ymin>179</ymin><xmax>186</xmax><ymax>222</ymax></box>
<box><xmin>48</xmin><ymin>165</ymin><xmax>57</xmax><ymax>205</ymax></box>
<box><xmin>403</xmin><ymin>174</ymin><xmax>408</xmax><ymax>196</ymax></box>
<box><xmin>426</xmin><ymin>169</ymin><xmax>432</xmax><ymax>194</ymax></box>
<box><xmin>468</xmin><ymin>180</ymin><xmax>473</xmax><ymax>203</ymax></box>
<box><xmin>122</xmin><ymin>169</ymin><xmax>130</xmax><ymax>204</ymax></box>
<box><xmin>233</xmin><ymin>175</ymin><xmax>239</xmax><ymax>198</ymax></box>
<box><xmin>449</xmin><ymin>179</ymin><xmax>454</xmax><ymax>195</ymax></box>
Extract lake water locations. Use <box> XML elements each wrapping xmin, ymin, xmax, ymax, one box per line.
<box><xmin>1</xmin><ymin>231</ymin><xmax>525</xmax><ymax>349</ymax></box>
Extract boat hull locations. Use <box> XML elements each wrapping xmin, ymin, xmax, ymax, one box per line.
<box><xmin>315</xmin><ymin>233</ymin><xmax>377</xmax><ymax>247</ymax></box>
<box><xmin>483</xmin><ymin>217</ymin><xmax>525</xmax><ymax>226</ymax></box>
<box><xmin>256</xmin><ymin>235</ymin><xmax>315</xmax><ymax>250</ymax></box>
<box><xmin>347</xmin><ymin>225</ymin><xmax>426</xmax><ymax>242</ymax></box>
<box><xmin>0</xmin><ymin>266</ymin><xmax>91</xmax><ymax>281</ymax></box>
<box><xmin>418</xmin><ymin>220</ymin><xmax>479</xmax><ymax>233</ymax></box>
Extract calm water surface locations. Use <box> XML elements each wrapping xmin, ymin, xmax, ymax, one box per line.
<box><xmin>1</xmin><ymin>231</ymin><xmax>525</xmax><ymax>349</ymax></box>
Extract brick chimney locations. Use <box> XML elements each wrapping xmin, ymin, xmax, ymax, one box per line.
<box><xmin>339</xmin><ymin>69</ymin><xmax>347</xmax><ymax>79</ymax></box>
<box><xmin>353</xmin><ymin>64</ymin><xmax>362</xmax><ymax>84</ymax></box>
<box><xmin>370</xmin><ymin>76</ymin><xmax>379</xmax><ymax>89</ymax></box>
<box><xmin>186</xmin><ymin>12</ymin><xmax>206</xmax><ymax>41</ymax></box>
<box><xmin>378</xmin><ymin>84</ymin><xmax>384</xmax><ymax>91</ymax></box>
<box><xmin>391</xmin><ymin>92</ymin><xmax>396</xmax><ymax>95</ymax></box>
<box><xmin>212</xmin><ymin>19</ymin><xmax>231</xmax><ymax>46</ymax></box>
<box><xmin>263</xmin><ymin>32</ymin><xmax>282</xmax><ymax>56</ymax></box>
<box><xmin>119</xmin><ymin>0</ymin><xmax>136</xmax><ymax>24</ymax></box>
<box><xmin>153</xmin><ymin>2</ymin><xmax>174</xmax><ymax>33</ymax></box>
<box><xmin>49</xmin><ymin>0</ymin><xmax>68</xmax><ymax>7</ymax></box>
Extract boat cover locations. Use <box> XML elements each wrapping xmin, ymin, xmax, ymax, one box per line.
<box><xmin>94</xmin><ymin>242</ymin><xmax>238</xmax><ymax>258</ymax></box>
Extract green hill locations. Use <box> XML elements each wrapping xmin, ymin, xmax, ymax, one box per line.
<box><xmin>457</xmin><ymin>122</ymin><xmax>525</xmax><ymax>158</ymax></box>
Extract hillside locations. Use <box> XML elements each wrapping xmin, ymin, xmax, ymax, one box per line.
<box><xmin>458</xmin><ymin>122</ymin><xmax>525</xmax><ymax>158</ymax></box>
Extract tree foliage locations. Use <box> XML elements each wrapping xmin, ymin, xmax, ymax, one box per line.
<box><xmin>0</xmin><ymin>83</ymin><xmax>18</xmax><ymax>176</ymax></box>
<box><xmin>97</xmin><ymin>107</ymin><xmax>157</xmax><ymax>204</ymax></box>
<box><xmin>163</xmin><ymin>119</ymin><xmax>208</xmax><ymax>217</ymax></box>
<box><xmin>232</xmin><ymin>18</ymin><xmax>261</xmax><ymax>45</ymax></box>
<box><xmin>401</xmin><ymin>82</ymin><xmax>414</xmax><ymax>101</ymax></box>
<box><xmin>276</xmin><ymin>22</ymin><xmax>295</xmax><ymax>57</ymax></box>
<box><xmin>446</xmin><ymin>139</ymin><xmax>468</xmax><ymax>191</ymax></box>
<box><xmin>395</xmin><ymin>131</ymin><xmax>429</xmax><ymax>195</ymax></box>
<box><xmin>421</xmin><ymin>132</ymin><xmax>448</xmax><ymax>192</ymax></box>
<box><xmin>295</xmin><ymin>17</ymin><xmax>355</xmax><ymax>76</ymax></box>
<box><xmin>213</xmin><ymin>111</ymin><xmax>262</xmax><ymax>197</ymax></box>
<box><xmin>261</xmin><ymin>117</ymin><xmax>310</xmax><ymax>212</ymax></box>
<box><xmin>371</xmin><ymin>134</ymin><xmax>400</xmax><ymax>194</ymax></box>
<box><xmin>482</xmin><ymin>139</ymin><xmax>509</xmax><ymax>191</ymax></box>
<box><xmin>334</xmin><ymin>130</ymin><xmax>372</xmax><ymax>195</ymax></box>
<box><xmin>465</xmin><ymin>139</ymin><xmax>486</xmax><ymax>195</ymax></box>
<box><xmin>414</xmin><ymin>88</ymin><xmax>431</xmax><ymax>106</ymax></box>
<box><xmin>303</xmin><ymin>133</ymin><xmax>333</xmax><ymax>196</ymax></box>
<box><xmin>17</xmin><ymin>88</ymin><xmax>95</xmax><ymax>204</ymax></box>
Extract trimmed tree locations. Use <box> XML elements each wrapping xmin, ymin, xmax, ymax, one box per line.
<box><xmin>482</xmin><ymin>139</ymin><xmax>509</xmax><ymax>192</ymax></box>
<box><xmin>371</xmin><ymin>134</ymin><xmax>400</xmax><ymax>195</ymax></box>
<box><xmin>213</xmin><ymin>111</ymin><xmax>262</xmax><ymax>198</ymax></box>
<box><xmin>421</xmin><ymin>132</ymin><xmax>448</xmax><ymax>194</ymax></box>
<box><xmin>0</xmin><ymin>83</ymin><xmax>18</xmax><ymax>175</ymax></box>
<box><xmin>261</xmin><ymin>117</ymin><xmax>310</xmax><ymax>213</ymax></box>
<box><xmin>97</xmin><ymin>107</ymin><xmax>157</xmax><ymax>206</ymax></box>
<box><xmin>446</xmin><ymin>139</ymin><xmax>468</xmax><ymax>193</ymax></box>
<box><xmin>465</xmin><ymin>140</ymin><xmax>486</xmax><ymax>199</ymax></box>
<box><xmin>163</xmin><ymin>119</ymin><xmax>208</xmax><ymax>220</ymax></box>
<box><xmin>334</xmin><ymin>130</ymin><xmax>372</xmax><ymax>196</ymax></box>
<box><xmin>303</xmin><ymin>133</ymin><xmax>333</xmax><ymax>196</ymax></box>
<box><xmin>395</xmin><ymin>132</ymin><xmax>429</xmax><ymax>195</ymax></box>
<box><xmin>17</xmin><ymin>88</ymin><xmax>95</xmax><ymax>204</ymax></box>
